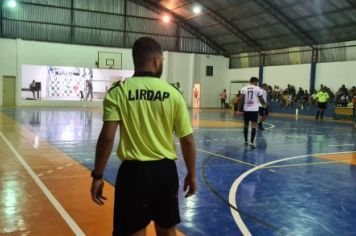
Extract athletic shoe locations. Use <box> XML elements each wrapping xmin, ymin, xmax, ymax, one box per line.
<box><xmin>258</xmin><ymin>126</ymin><xmax>265</xmax><ymax>130</ymax></box>
<box><xmin>249</xmin><ymin>143</ymin><xmax>256</xmax><ymax>148</ymax></box>
<box><xmin>244</xmin><ymin>141</ymin><xmax>249</xmax><ymax>145</ymax></box>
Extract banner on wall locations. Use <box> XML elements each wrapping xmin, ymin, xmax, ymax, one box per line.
<box><xmin>21</xmin><ymin>65</ymin><xmax>134</xmax><ymax>100</ymax></box>
<box><xmin>47</xmin><ymin>67</ymin><xmax>88</xmax><ymax>98</ymax></box>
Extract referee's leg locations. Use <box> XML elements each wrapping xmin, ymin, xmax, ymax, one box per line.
<box><xmin>113</xmin><ymin>161</ymin><xmax>151</xmax><ymax>236</ymax></box>
<box><xmin>151</xmin><ymin>159</ymin><xmax>180</xmax><ymax>236</ymax></box>
<box><xmin>154</xmin><ymin>223</ymin><xmax>176</xmax><ymax>236</ymax></box>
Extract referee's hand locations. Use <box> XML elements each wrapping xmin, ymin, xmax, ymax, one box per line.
<box><xmin>91</xmin><ymin>179</ymin><xmax>107</xmax><ymax>205</ymax></box>
<box><xmin>184</xmin><ymin>175</ymin><xmax>197</xmax><ymax>198</ymax></box>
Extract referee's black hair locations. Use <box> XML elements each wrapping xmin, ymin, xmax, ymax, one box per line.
<box><xmin>132</xmin><ymin>37</ymin><xmax>162</xmax><ymax>69</ymax></box>
<box><xmin>250</xmin><ymin>77</ymin><xmax>259</xmax><ymax>83</ymax></box>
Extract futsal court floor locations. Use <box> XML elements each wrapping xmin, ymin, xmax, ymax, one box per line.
<box><xmin>0</xmin><ymin>107</ymin><xmax>355</xmax><ymax>236</ymax></box>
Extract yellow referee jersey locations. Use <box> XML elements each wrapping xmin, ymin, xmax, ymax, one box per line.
<box><xmin>316</xmin><ymin>91</ymin><xmax>329</xmax><ymax>103</ymax></box>
<box><xmin>103</xmin><ymin>73</ymin><xmax>192</xmax><ymax>161</ymax></box>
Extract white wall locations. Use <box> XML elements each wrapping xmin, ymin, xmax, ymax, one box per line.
<box><xmin>167</xmin><ymin>52</ymin><xmax>195</xmax><ymax>106</ymax></box>
<box><xmin>227</xmin><ymin>65</ymin><xmax>311</xmax><ymax>94</ymax></box>
<box><xmin>166</xmin><ymin>52</ymin><xmax>229</xmax><ymax>108</ymax></box>
<box><xmin>227</xmin><ymin>62</ymin><xmax>356</xmax><ymax>94</ymax></box>
<box><xmin>0</xmin><ymin>38</ymin><xmax>229</xmax><ymax>108</ymax></box>
<box><xmin>0</xmin><ymin>38</ymin><xmax>169</xmax><ymax>106</ymax></box>
<box><xmin>15</xmin><ymin>40</ymin><xmax>136</xmax><ymax>106</ymax></box>
<box><xmin>227</xmin><ymin>67</ymin><xmax>259</xmax><ymax>84</ymax></box>
<box><xmin>264</xmin><ymin>64</ymin><xmax>311</xmax><ymax>90</ymax></box>
<box><xmin>226</xmin><ymin>67</ymin><xmax>259</xmax><ymax>100</ymax></box>
<box><xmin>195</xmin><ymin>54</ymin><xmax>229</xmax><ymax>108</ymax></box>
<box><xmin>0</xmin><ymin>38</ymin><xmax>18</xmax><ymax>105</ymax></box>
<box><xmin>316</xmin><ymin>61</ymin><xmax>356</xmax><ymax>91</ymax></box>
<box><xmin>18</xmin><ymin>40</ymin><xmax>134</xmax><ymax>69</ymax></box>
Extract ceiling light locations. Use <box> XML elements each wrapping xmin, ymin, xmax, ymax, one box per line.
<box><xmin>8</xmin><ymin>0</ymin><xmax>17</xmax><ymax>8</ymax></box>
<box><xmin>193</xmin><ymin>5</ymin><xmax>202</xmax><ymax>14</ymax></box>
<box><xmin>162</xmin><ymin>15</ymin><xmax>170</xmax><ymax>23</ymax></box>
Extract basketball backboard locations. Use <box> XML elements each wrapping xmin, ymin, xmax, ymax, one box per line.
<box><xmin>98</xmin><ymin>51</ymin><xmax>122</xmax><ymax>70</ymax></box>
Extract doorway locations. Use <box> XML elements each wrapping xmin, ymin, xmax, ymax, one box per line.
<box><xmin>2</xmin><ymin>76</ymin><xmax>16</xmax><ymax>106</ymax></box>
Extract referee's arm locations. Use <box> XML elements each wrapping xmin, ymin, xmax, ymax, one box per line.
<box><xmin>94</xmin><ymin>121</ymin><xmax>119</xmax><ymax>175</ymax></box>
<box><xmin>91</xmin><ymin>121</ymin><xmax>119</xmax><ymax>205</ymax></box>
<box><xmin>179</xmin><ymin>134</ymin><xmax>197</xmax><ymax>198</ymax></box>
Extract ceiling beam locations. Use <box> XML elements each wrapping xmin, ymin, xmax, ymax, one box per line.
<box><xmin>345</xmin><ymin>0</ymin><xmax>356</xmax><ymax>8</ymax></box>
<box><xmin>252</xmin><ymin>0</ymin><xmax>316</xmax><ymax>48</ymax></box>
<box><xmin>200</xmin><ymin>0</ymin><xmax>350</xmax><ymax>32</ymax></box>
<box><xmin>233</xmin><ymin>7</ymin><xmax>352</xmax><ymax>36</ymax></box>
<box><xmin>128</xmin><ymin>0</ymin><xmax>226</xmax><ymax>55</ymax></box>
<box><xmin>184</xmin><ymin>0</ymin><xmax>263</xmax><ymax>53</ymax></box>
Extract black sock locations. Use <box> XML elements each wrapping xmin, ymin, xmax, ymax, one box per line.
<box><xmin>244</xmin><ymin>127</ymin><xmax>248</xmax><ymax>142</ymax></box>
<box><xmin>320</xmin><ymin>111</ymin><xmax>324</xmax><ymax>118</ymax></box>
<box><xmin>251</xmin><ymin>128</ymin><xmax>256</xmax><ymax>143</ymax></box>
<box><xmin>316</xmin><ymin>111</ymin><xmax>320</xmax><ymax>119</ymax></box>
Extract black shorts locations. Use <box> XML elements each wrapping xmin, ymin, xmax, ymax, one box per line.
<box><xmin>243</xmin><ymin>111</ymin><xmax>259</xmax><ymax>122</ymax></box>
<box><xmin>113</xmin><ymin>159</ymin><xmax>180</xmax><ymax>236</ymax></box>
<box><xmin>318</xmin><ymin>102</ymin><xmax>327</xmax><ymax>109</ymax></box>
<box><xmin>221</xmin><ymin>99</ymin><xmax>226</xmax><ymax>104</ymax></box>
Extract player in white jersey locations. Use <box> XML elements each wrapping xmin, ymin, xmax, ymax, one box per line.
<box><xmin>238</xmin><ymin>77</ymin><xmax>266</xmax><ymax>148</ymax></box>
<box><xmin>258</xmin><ymin>83</ymin><xmax>269</xmax><ymax>130</ymax></box>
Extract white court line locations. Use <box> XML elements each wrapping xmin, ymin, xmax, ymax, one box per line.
<box><xmin>263</xmin><ymin>122</ymin><xmax>275</xmax><ymax>130</ymax></box>
<box><xmin>0</xmin><ymin>132</ymin><xmax>85</xmax><ymax>236</ymax></box>
<box><xmin>228</xmin><ymin>150</ymin><xmax>355</xmax><ymax>236</ymax></box>
<box><xmin>328</xmin><ymin>144</ymin><xmax>354</xmax><ymax>147</ymax></box>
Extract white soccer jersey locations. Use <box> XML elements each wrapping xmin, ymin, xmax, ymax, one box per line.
<box><xmin>259</xmin><ymin>88</ymin><xmax>267</xmax><ymax>107</ymax></box>
<box><xmin>241</xmin><ymin>85</ymin><xmax>262</xmax><ymax>112</ymax></box>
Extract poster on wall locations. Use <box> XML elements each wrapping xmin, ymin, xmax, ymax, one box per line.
<box><xmin>47</xmin><ymin>67</ymin><xmax>85</xmax><ymax>98</ymax></box>
<box><xmin>21</xmin><ymin>65</ymin><xmax>134</xmax><ymax>101</ymax></box>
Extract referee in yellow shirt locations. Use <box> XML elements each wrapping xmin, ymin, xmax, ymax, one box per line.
<box><xmin>90</xmin><ymin>37</ymin><xmax>196</xmax><ymax>236</ymax></box>
<box><xmin>315</xmin><ymin>87</ymin><xmax>330</xmax><ymax>119</ymax></box>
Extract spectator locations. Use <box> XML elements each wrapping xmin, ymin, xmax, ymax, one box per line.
<box><xmin>85</xmin><ymin>80</ymin><xmax>93</xmax><ymax>101</ymax></box>
<box><xmin>302</xmin><ymin>90</ymin><xmax>309</xmax><ymax>109</ymax></box>
<box><xmin>231</xmin><ymin>92</ymin><xmax>241</xmax><ymax>112</ymax></box>
<box><xmin>30</xmin><ymin>80</ymin><xmax>36</xmax><ymax>100</ymax></box>
<box><xmin>340</xmin><ymin>93</ymin><xmax>350</xmax><ymax>107</ymax></box>
<box><xmin>219</xmin><ymin>89</ymin><xmax>227</xmax><ymax>108</ymax></box>
<box><xmin>296</xmin><ymin>87</ymin><xmax>304</xmax><ymax>108</ymax></box>
<box><xmin>338</xmin><ymin>84</ymin><xmax>348</xmax><ymax>95</ymax></box>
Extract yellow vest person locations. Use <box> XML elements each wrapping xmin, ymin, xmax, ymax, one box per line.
<box><xmin>90</xmin><ymin>37</ymin><xmax>197</xmax><ymax>236</ymax></box>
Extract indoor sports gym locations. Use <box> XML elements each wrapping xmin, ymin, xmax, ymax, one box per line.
<box><xmin>0</xmin><ymin>0</ymin><xmax>356</xmax><ymax>235</ymax></box>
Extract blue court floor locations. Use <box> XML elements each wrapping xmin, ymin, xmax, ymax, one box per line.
<box><xmin>1</xmin><ymin>107</ymin><xmax>355</xmax><ymax>236</ymax></box>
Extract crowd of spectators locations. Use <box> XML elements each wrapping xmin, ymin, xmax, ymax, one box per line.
<box><xmin>268</xmin><ymin>84</ymin><xmax>356</xmax><ymax>108</ymax></box>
